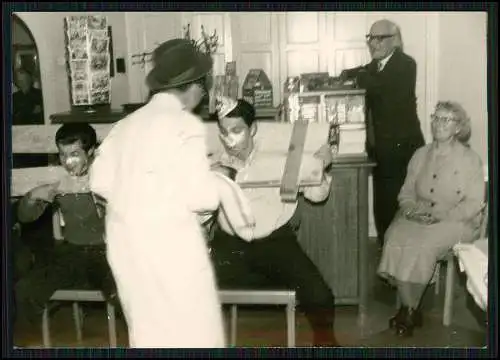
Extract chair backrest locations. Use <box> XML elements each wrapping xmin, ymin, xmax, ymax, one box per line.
<box><xmin>52</xmin><ymin>192</ymin><xmax>105</xmax><ymax>245</ymax></box>
<box><xmin>479</xmin><ymin>179</ymin><xmax>489</xmax><ymax>240</ymax></box>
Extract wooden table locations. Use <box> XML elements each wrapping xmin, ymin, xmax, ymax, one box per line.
<box><xmin>296</xmin><ymin>155</ymin><xmax>375</xmax><ymax>330</ymax></box>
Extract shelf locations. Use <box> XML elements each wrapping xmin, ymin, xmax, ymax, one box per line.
<box><xmin>297</xmin><ymin>88</ymin><xmax>366</xmax><ymax>97</ymax></box>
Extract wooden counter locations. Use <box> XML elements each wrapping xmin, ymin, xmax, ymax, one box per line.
<box><xmin>50</xmin><ymin>105</ymin><xmax>280</xmax><ymax>124</ymax></box>
<box><xmin>296</xmin><ymin>155</ymin><xmax>375</xmax><ymax>326</ymax></box>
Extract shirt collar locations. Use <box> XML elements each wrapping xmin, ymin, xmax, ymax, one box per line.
<box><xmin>378</xmin><ymin>50</ymin><xmax>395</xmax><ymax>71</ymax></box>
<box><xmin>219</xmin><ymin>141</ymin><xmax>259</xmax><ymax>171</ymax></box>
<box><xmin>149</xmin><ymin>92</ymin><xmax>186</xmax><ymax>112</ymax></box>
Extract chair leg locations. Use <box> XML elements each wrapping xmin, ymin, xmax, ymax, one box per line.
<box><xmin>230</xmin><ymin>305</ymin><xmax>237</xmax><ymax>347</ymax></box>
<box><xmin>42</xmin><ymin>306</ymin><xmax>51</xmax><ymax>348</ymax></box>
<box><xmin>286</xmin><ymin>302</ymin><xmax>296</xmax><ymax>347</ymax></box>
<box><xmin>434</xmin><ymin>265</ymin><xmax>441</xmax><ymax>295</ymax></box>
<box><xmin>443</xmin><ymin>257</ymin><xmax>456</xmax><ymax>326</ymax></box>
<box><xmin>72</xmin><ymin>302</ymin><xmax>83</xmax><ymax>344</ymax></box>
<box><xmin>107</xmin><ymin>302</ymin><xmax>117</xmax><ymax>348</ymax></box>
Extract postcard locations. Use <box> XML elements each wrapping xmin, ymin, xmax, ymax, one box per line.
<box><xmin>70</xmin><ymin>59</ymin><xmax>88</xmax><ymax>72</ymax></box>
<box><xmin>90</xmin><ymin>36</ymin><xmax>109</xmax><ymax>54</ymax></box>
<box><xmin>90</xmin><ymin>54</ymin><xmax>109</xmax><ymax>72</ymax></box>
<box><xmin>73</xmin><ymin>91</ymin><xmax>90</xmax><ymax>106</ymax></box>
<box><xmin>67</xmin><ymin>27</ymin><xmax>87</xmax><ymax>42</ymax></box>
<box><xmin>88</xmin><ymin>15</ymin><xmax>107</xmax><ymax>30</ymax></box>
<box><xmin>69</xmin><ymin>46</ymin><xmax>89</xmax><ymax>60</ymax></box>
<box><xmin>90</xmin><ymin>90</ymin><xmax>110</xmax><ymax>104</ymax></box>
<box><xmin>66</xmin><ymin>16</ymin><xmax>87</xmax><ymax>31</ymax></box>
<box><xmin>91</xmin><ymin>72</ymin><xmax>110</xmax><ymax>91</ymax></box>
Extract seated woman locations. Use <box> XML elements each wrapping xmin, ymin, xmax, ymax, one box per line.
<box><xmin>378</xmin><ymin>101</ymin><xmax>485</xmax><ymax>337</ymax></box>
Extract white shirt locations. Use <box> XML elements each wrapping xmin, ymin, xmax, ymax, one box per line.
<box><xmin>214</xmin><ymin>143</ymin><xmax>332</xmax><ymax>239</ymax></box>
<box><xmin>377</xmin><ymin>50</ymin><xmax>395</xmax><ymax>72</ymax></box>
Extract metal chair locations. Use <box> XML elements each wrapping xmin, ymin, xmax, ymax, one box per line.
<box><xmin>442</xmin><ymin>198</ymin><xmax>488</xmax><ymax>326</ymax></box>
<box><xmin>42</xmin><ymin>289</ymin><xmax>117</xmax><ymax>347</ymax></box>
<box><xmin>41</xmin><ymin>201</ymin><xmax>117</xmax><ymax>348</ymax></box>
<box><xmin>219</xmin><ymin>290</ymin><xmax>297</xmax><ymax>347</ymax></box>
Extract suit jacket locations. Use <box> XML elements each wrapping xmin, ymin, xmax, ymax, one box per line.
<box><xmin>13</xmin><ymin>87</ymin><xmax>44</xmax><ymax>125</ymax></box>
<box><xmin>343</xmin><ymin>48</ymin><xmax>424</xmax><ymax>152</ymax></box>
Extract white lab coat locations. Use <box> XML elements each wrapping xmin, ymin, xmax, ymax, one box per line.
<box><xmin>89</xmin><ymin>93</ymin><xmax>225</xmax><ymax>348</ymax></box>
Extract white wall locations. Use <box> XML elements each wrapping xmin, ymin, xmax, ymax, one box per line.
<box><xmin>437</xmin><ymin>12</ymin><xmax>488</xmax><ymax>170</ymax></box>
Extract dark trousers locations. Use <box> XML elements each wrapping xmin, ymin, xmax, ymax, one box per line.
<box><xmin>370</xmin><ymin>139</ymin><xmax>424</xmax><ymax>246</ymax></box>
<box><xmin>210</xmin><ymin>223</ymin><xmax>338</xmax><ymax>345</ymax></box>
<box><xmin>15</xmin><ymin>242</ymin><xmax>117</xmax><ymax>324</ymax></box>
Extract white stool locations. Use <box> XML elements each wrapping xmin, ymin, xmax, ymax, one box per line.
<box><xmin>42</xmin><ymin>290</ymin><xmax>117</xmax><ymax>348</ymax></box>
<box><xmin>219</xmin><ymin>290</ymin><xmax>296</xmax><ymax>347</ymax></box>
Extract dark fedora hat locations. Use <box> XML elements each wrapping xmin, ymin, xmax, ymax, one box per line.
<box><xmin>146</xmin><ymin>38</ymin><xmax>213</xmax><ymax>92</ymax></box>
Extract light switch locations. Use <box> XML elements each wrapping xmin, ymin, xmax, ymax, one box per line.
<box><xmin>116</xmin><ymin>58</ymin><xmax>126</xmax><ymax>73</ymax></box>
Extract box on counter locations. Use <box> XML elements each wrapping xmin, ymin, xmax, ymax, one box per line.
<box><xmin>299</xmin><ymin>73</ymin><xmax>329</xmax><ymax>92</ymax></box>
<box><xmin>225</xmin><ymin>61</ymin><xmax>237</xmax><ymax>77</ymax></box>
<box><xmin>242</xmin><ymin>69</ymin><xmax>273</xmax><ymax>108</ymax></box>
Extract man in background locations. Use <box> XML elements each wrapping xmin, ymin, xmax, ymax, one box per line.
<box><xmin>340</xmin><ymin>19</ymin><xmax>425</xmax><ymax>247</ymax></box>
<box><xmin>13</xmin><ymin>68</ymin><xmax>44</xmax><ymax>125</ymax></box>
<box><xmin>210</xmin><ymin>96</ymin><xmax>340</xmax><ymax>346</ymax></box>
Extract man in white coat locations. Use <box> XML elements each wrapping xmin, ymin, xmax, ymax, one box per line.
<box><xmin>89</xmin><ymin>39</ymin><xmax>226</xmax><ymax>348</ymax></box>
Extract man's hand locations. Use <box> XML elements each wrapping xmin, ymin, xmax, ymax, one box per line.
<box><xmin>210</xmin><ymin>162</ymin><xmax>237</xmax><ymax>180</ymax></box>
<box><xmin>314</xmin><ymin>144</ymin><xmax>333</xmax><ymax>170</ymax></box>
<box><xmin>27</xmin><ymin>183</ymin><xmax>59</xmax><ymax>203</ymax></box>
<box><xmin>339</xmin><ymin>70</ymin><xmax>349</xmax><ymax>82</ymax></box>
<box><xmin>33</xmin><ymin>105</ymin><xmax>42</xmax><ymax>114</ymax></box>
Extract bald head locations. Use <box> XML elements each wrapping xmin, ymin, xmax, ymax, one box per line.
<box><xmin>366</xmin><ymin>19</ymin><xmax>403</xmax><ymax>60</ymax></box>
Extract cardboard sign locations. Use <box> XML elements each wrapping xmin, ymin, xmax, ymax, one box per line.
<box><xmin>242</xmin><ymin>69</ymin><xmax>273</xmax><ymax>108</ymax></box>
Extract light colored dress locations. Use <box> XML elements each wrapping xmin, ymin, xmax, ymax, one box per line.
<box><xmin>378</xmin><ymin>142</ymin><xmax>484</xmax><ymax>285</ymax></box>
<box><xmin>90</xmin><ymin>93</ymin><xmax>226</xmax><ymax>348</ymax></box>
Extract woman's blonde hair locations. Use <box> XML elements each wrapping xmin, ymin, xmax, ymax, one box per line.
<box><xmin>434</xmin><ymin>101</ymin><xmax>472</xmax><ymax>144</ymax></box>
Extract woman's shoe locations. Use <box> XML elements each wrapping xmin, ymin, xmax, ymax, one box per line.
<box><xmin>389</xmin><ymin>306</ymin><xmax>408</xmax><ymax>329</ymax></box>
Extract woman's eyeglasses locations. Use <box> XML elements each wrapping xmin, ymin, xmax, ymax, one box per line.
<box><xmin>365</xmin><ymin>34</ymin><xmax>394</xmax><ymax>42</ymax></box>
<box><xmin>431</xmin><ymin>114</ymin><xmax>457</xmax><ymax>125</ymax></box>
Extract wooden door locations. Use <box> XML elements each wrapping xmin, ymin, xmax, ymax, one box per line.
<box><xmin>230</xmin><ymin>12</ymin><xmax>280</xmax><ymax>106</ymax></box>
<box><xmin>124</xmin><ymin>12</ymin><xmax>182</xmax><ymax>103</ymax></box>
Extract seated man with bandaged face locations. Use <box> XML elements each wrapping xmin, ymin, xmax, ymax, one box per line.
<box><xmin>15</xmin><ymin>123</ymin><xmax>116</xmax><ymax>325</ymax></box>
<box><xmin>207</xmin><ymin>96</ymin><xmax>340</xmax><ymax>347</ymax></box>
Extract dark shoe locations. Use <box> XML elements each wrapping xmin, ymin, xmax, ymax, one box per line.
<box><xmin>389</xmin><ymin>306</ymin><xmax>408</xmax><ymax>329</ymax></box>
<box><xmin>395</xmin><ymin>321</ymin><xmax>414</xmax><ymax>337</ymax></box>
<box><xmin>395</xmin><ymin>308</ymin><xmax>417</xmax><ymax>337</ymax></box>
<box><xmin>411</xmin><ymin>308</ymin><xmax>423</xmax><ymax>328</ymax></box>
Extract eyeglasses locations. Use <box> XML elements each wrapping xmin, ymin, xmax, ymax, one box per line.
<box><xmin>365</xmin><ymin>34</ymin><xmax>394</xmax><ymax>42</ymax></box>
<box><xmin>431</xmin><ymin>114</ymin><xmax>457</xmax><ymax>125</ymax></box>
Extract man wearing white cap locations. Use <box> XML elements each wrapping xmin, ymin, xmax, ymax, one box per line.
<box><xmin>208</xmin><ymin>96</ymin><xmax>340</xmax><ymax>347</ymax></box>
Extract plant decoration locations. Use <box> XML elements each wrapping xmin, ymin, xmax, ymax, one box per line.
<box><xmin>183</xmin><ymin>23</ymin><xmax>219</xmax><ymax>56</ymax></box>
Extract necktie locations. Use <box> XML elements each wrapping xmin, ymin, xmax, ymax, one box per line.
<box><xmin>377</xmin><ymin>61</ymin><xmax>384</xmax><ymax>72</ymax></box>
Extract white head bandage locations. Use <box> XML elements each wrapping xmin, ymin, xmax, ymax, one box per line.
<box><xmin>216</xmin><ymin>96</ymin><xmax>238</xmax><ymax>119</ymax></box>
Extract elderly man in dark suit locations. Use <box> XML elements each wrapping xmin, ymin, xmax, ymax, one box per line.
<box><xmin>340</xmin><ymin>19</ymin><xmax>425</xmax><ymax>247</ymax></box>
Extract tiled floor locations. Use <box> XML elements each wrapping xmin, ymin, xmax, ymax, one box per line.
<box><xmin>11</xmin><ymin>240</ymin><xmax>488</xmax><ymax>349</ymax></box>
